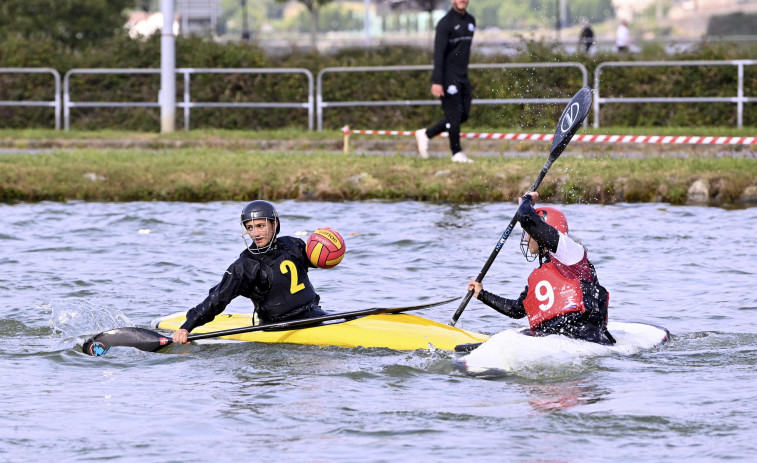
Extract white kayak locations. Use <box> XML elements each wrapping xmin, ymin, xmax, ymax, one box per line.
<box><xmin>459</xmin><ymin>321</ymin><xmax>670</xmax><ymax>377</ymax></box>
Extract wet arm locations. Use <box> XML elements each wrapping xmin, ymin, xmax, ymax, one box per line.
<box><xmin>180</xmin><ymin>264</ymin><xmax>247</xmax><ymax>332</ymax></box>
<box><xmin>431</xmin><ymin>19</ymin><xmax>449</xmax><ymax>85</ymax></box>
<box><xmin>477</xmin><ymin>287</ymin><xmax>527</xmax><ymax>319</ymax></box>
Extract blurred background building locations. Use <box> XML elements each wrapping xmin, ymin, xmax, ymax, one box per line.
<box><xmin>124</xmin><ymin>0</ymin><xmax>757</xmax><ymax>54</ymax></box>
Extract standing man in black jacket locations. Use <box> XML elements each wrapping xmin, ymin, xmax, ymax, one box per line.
<box><xmin>415</xmin><ymin>0</ymin><xmax>476</xmax><ymax>163</ymax></box>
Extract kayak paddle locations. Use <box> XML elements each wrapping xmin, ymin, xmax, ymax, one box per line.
<box><xmin>82</xmin><ymin>297</ymin><xmax>460</xmax><ymax>356</ymax></box>
<box><xmin>448</xmin><ymin>86</ymin><xmax>592</xmax><ymax>326</ymax></box>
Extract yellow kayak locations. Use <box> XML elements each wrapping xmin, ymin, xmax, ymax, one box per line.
<box><xmin>151</xmin><ymin>311</ymin><xmax>489</xmax><ymax>351</ymax></box>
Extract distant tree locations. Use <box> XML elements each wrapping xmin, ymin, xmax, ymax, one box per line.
<box><xmin>275</xmin><ymin>0</ymin><xmax>333</xmax><ymax>50</ymax></box>
<box><xmin>135</xmin><ymin>0</ymin><xmax>158</xmax><ymax>12</ymax></box>
<box><xmin>707</xmin><ymin>12</ymin><xmax>757</xmax><ymax>36</ymax></box>
<box><xmin>0</xmin><ymin>0</ymin><xmax>133</xmax><ymax>49</ymax></box>
<box><xmin>570</xmin><ymin>0</ymin><xmax>614</xmax><ymax>26</ymax></box>
<box><xmin>469</xmin><ymin>0</ymin><xmax>613</xmax><ymax>30</ymax></box>
<box><xmin>413</xmin><ymin>0</ymin><xmax>445</xmax><ymax>32</ymax></box>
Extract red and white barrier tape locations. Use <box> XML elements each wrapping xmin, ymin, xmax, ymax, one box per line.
<box><xmin>342</xmin><ymin>128</ymin><xmax>756</xmax><ymax>145</ymax></box>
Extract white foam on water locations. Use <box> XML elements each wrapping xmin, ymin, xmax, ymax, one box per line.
<box><xmin>462</xmin><ymin>322</ymin><xmax>668</xmax><ymax>376</ymax></box>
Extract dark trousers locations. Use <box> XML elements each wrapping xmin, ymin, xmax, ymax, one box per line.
<box><xmin>426</xmin><ymin>80</ymin><xmax>472</xmax><ymax>155</ymax></box>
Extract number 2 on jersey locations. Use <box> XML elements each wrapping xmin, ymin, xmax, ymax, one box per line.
<box><xmin>280</xmin><ymin>260</ymin><xmax>305</xmax><ymax>294</ymax></box>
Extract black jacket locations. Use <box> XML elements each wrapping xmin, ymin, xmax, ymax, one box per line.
<box><xmin>432</xmin><ymin>8</ymin><xmax>476</xmax><ymax>86</ymax></box>
<box><xmin>180</xmin><ymin>236</ymin><xmax>319</xmax><ymax>331</ymax></box>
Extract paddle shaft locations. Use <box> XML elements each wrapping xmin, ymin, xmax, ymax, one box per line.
<box><xmin>448</xmin><ymin>157</ymin><xmax>555</xmax><ymax>326</ymax></box>
<box><xmin>161</xmin><ymin>309</ymin><xmax>386</xmax><ymax>346</ymax></box>
<box><xmin>184</xmin><ymin>299</ymin><xmax>456</xmax><ymax>341</ymax></box>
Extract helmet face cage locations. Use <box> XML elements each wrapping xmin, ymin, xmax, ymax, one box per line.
<box><xmin>240</xmin><ymin>201</ymin><xmax>279</xmax><ymax>254</ymax></box>
<box><xmin>520</xmin><ymin>230</ymin><xmax>539</xmax><ymax>262</ymax></box>
<box><xmin>520</xmin><ymin>209</ymin><xmax>561</xmax><ymax>262</ymax></box>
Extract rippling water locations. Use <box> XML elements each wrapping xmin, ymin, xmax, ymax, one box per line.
<box><xmin>1</xmin><ymin>200</ymin><xmax>755</xmax><ymax>462</ymax></box>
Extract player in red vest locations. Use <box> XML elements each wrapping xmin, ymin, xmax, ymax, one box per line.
<box><xmin>467</xmin><ymin>192</ymin><xmax>614</xmax><ymax>344</ymax></box>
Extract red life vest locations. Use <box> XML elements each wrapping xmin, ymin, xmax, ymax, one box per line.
<box><xmin>523</xmin><ymin>261</ymin><xmax>586</xmax><ymax>329</ymax></box>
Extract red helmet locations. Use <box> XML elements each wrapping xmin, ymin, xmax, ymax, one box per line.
<box><xmin>535</xmin><ymin>207</ymin><xmax>568</xmax><ymax>234</ymax></box>
<box><xmin>520</xmin><ymin>206</ymin><xmax>569</xmax><ymax>261</ymax></box>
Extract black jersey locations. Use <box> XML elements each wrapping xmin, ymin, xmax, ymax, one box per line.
<box><xmin>432</xmin><ymin>8</ymin><xmax>476</xmax><ymax>86</ymax></box>
<box><xmin>180</xmin><ymin>236</ymin><xmax>319</xmax><ymax>331</ymax></box>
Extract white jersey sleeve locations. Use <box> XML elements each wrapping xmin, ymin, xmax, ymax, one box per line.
<box><xmin>550</xmin><ymin>233</ymin><xmax>586</xmax><ymax>266</ymax></box>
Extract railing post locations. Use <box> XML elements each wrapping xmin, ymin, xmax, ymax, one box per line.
<box><xmin>736</xmin><ymin>61</ymin><xmax>744</xmax><ymax>129</ymax></box>
<box><xmin>160</xmin><ymin>0</ymin><xmax>176</xmax><ymax>133</ymax></box>
<box><xmin>316</xmin><ymin>71</ymin><xmax>324</xmax><ymax>132</ymax></box>
<box><xmin>183</xmin><ymin>69</ymin><xmax>191</xmax><ymax>131</ymax></box>
<box><xmin>63</xmin><ymin>71</ymin><xmax>71</xmax><ymax>131</ymax></box>
<box><xmin>53</xmin><ymin>71</ymin><xmax>62</xmax><ymax>131</ymax></box>
<box><xmin>593</xmin><ymin>64</ymin><xmax>603</xmax><ymax>128</ymax></box>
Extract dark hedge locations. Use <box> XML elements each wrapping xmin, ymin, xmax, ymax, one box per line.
<box><xmin>0</xmin><ymin>33</ymin><xmax>755</xmax><ymax>131</ymax></box>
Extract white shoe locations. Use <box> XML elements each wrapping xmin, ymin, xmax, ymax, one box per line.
<box><xmin>415</xmin><ymin>129</ymin><xmax>429</xmax><ymax>159</ymax></box>
<box><xmin>451</xmin><ymin>152</ymin><xmax>473</xmax><ymax>163</ymax></box>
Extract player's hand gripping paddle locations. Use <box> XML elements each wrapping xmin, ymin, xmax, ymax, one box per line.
<box><xmin>448</xmin><ymin>86</ymin><xmax>592</xmax><ymax>326</ymax></box>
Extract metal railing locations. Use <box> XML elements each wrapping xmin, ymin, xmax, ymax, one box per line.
<box><xmin>0</xmin><ymin>68</ymin><xmax>62</xmax><ymax>130</ymax></box>
<box><xmin>63</xmin><ymin>68</ymin><xmax>314</xmax><ymax>131</ymax></box>
<box><xmin>3</xmin><ymin>62</ymin><xmax>754</xmax><ymax>132</ymax></box>
<box><xmin>178</xmin><ymin>68</ymin><xmax>314</xmax><ymax>131</ymax></box>
<box><xmin>316</xmin><ymin>62</ymin><xmax>588</xmax><ymax>131</ymax></box>
<box><xmin>593</xmin><ymin>60</ymin><xmax>757</xmax><ymax>128</ymax></box>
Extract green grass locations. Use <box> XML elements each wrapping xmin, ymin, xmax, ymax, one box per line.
<box><xmin>1</xmin><ymin>148</ymin><xmax>754</xmax><ymax>206</ymax></box>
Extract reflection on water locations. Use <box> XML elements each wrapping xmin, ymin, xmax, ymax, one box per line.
<box><xmin>525</xmin><ymin>378</ymin><xmax>608</xmax><ymax>413</ymax></box>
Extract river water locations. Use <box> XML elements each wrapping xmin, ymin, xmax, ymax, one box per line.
<box><xmin>1</xmin><ymin>200</ymin><xmax>755</xmax><ymax>462</ymax></box>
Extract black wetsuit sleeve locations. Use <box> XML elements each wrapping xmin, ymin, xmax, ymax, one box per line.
<box><xmin>517</xmin><ymin>195</ymin><xmax>560</xmax><ymax>253</ymax></box>
<box><xmin>286</xmin><ymin>236</ymin><xmax>316</xmax><ymax>270</ymax></box>
<box><xmin>180</xmin><ymin>258</ymin><xmax>253</xmax><ymax>332</ymax></box>
<box><xmin>431</xmin><ymin>15</ymin><xmax>450</xmax><ymax>85</ymax></box>
<box><xmin>477</xmin><ymin>286</ymin><xmax>528</xmax><ymax>319</ymax></box>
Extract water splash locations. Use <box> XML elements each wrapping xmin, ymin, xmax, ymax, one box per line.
<box><xmin>47</xmin><ymin>298</ymin><xmax>135</xmax><ymax>342</ymax></box>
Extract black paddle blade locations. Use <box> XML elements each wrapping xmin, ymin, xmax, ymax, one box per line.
<box><xmin>549</xmin><ymin>86</ymin><xmax>592</xmax><ymax>160</ymax></box>
<box><xmin>454</xmin><ymin>342</ymin><xmax>483</xmax><ymax>353</ymax></box>
<box><xmin>82</xmin><ymin>327</ymin><xmax>172</xmax><ymax>356</ymax></box>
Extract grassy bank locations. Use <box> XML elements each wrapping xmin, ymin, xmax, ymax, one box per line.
<box><xmin>1</xmin><ymin>147</ymin><xmax>755</xmax><ymax>206</ymax></box>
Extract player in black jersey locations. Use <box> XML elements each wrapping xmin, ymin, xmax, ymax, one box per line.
<box><xmin>172</xmin><ymin>200</ymin><xmax>326</xmax><ymax>344</ymax></box>
<box><xmin>416</xmin><ymin>0</ymin><xmax>476</xmax><ymax>163</ymax></box>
